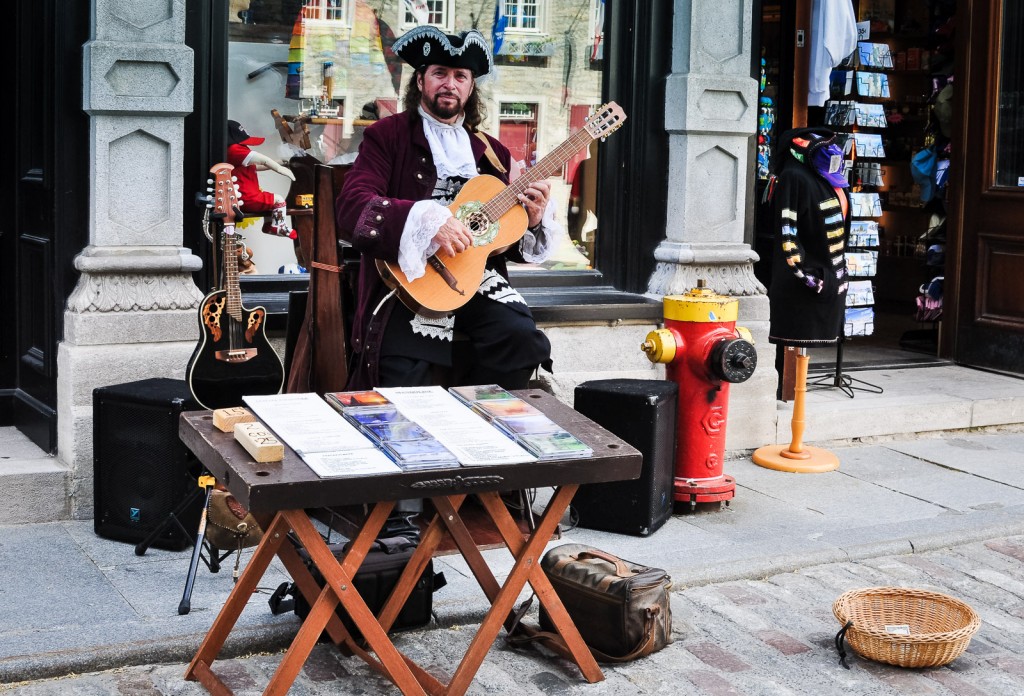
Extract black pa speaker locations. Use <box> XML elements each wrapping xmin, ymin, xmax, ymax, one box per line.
<box><xmin>572</xmin><ymin>379</ymin><xmax>678</xmax><ymax>536</ymax></box>
<box><xmin>93</xmin><ymin>378</ymin><xmax>203</xmax><ymax>550</ymax></box>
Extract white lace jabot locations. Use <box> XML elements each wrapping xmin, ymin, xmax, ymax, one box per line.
<box><xmin>419</xmin><ymin>106</ymin><xmax>478</xmax><ymax>180</ymax></box>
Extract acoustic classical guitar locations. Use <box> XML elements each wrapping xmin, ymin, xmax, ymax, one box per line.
<box><xmin>376</xmin><ymin>102</ymin><xmax>627</xmax><ymax>317</ymax></box>
<box><xmin>186</xmin><ymin>163</ymin><xmax>285</xmax><ymax>410</ymax></box>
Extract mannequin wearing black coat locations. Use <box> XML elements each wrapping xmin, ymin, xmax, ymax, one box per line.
<box><xmin>767</xmin><ymin>129</ymin><xmax>850</xmax><ymax>347</ymax></box>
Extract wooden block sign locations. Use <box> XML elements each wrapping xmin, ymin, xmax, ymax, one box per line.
<box><xmin>234</xmin><ymin>422</ymin><xmax>284</xmax><ymax>463</ymax></box>
<box><xmin>213</xmin><ymin>406</ymin><xmax>257</xmax><ymax>432</ymax></box>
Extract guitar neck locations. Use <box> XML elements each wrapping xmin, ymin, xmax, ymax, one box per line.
<box><xmin>223</xmin><ymin>224</ymin><xmax>242</xmax><ymax>321</ymax></box>
<box><xmin>482</xmin><ymin>127</ymin><xmax>596</xmax><ymax>221</ymax></box>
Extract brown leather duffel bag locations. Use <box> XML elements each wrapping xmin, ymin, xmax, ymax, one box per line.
<box><xmin>538</xmin><ymin>543</ymin><xmax>673</xmax><ymax>662</ymax></box>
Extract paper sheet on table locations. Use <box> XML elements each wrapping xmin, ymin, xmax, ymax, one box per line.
<box><xmin>242</xmin><ymin>392</ymin><xmax>375</xmax><ymax>455</ymax></box>
<box><xmin>377</xmin><ymin>386</ymin><xmax>536</xmax><ymax>466</ymax></box>
<box><xmin>301</xmin><ymin>449</ymin><xmax>402</xmax><ymax>478</ymax></box>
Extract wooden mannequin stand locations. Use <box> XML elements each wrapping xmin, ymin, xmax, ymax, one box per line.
<box><xmin>752</xmin><ymin>347</ymin><xmax>839</xmax><ymax>473</ymax></box>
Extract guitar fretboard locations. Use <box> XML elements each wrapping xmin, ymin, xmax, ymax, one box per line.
<box><xmin>481</xmin><ymin>126</ymin><xmax>597</xmax><ymax>222</ymax></box>
<box><xmin>224</xmin><ymin>226</ymin><xmax>242</xmax><ymax>322</ymax></box>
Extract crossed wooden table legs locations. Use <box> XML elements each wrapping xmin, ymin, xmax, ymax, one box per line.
<box><xmin>185</xmin><ymin>485</ymin><xmax>603</xmax><ymax>695</ymax></box>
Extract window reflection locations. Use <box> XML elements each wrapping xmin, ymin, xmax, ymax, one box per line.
<box><xmin>995</xmin><ymin>1</ymin><xmax>1024</xmax><ymax>188</ymax></box>
<box><xmin>227</xmin><ymin>0</ymin><xmax>604</xmax><ymax>275</ymax></box>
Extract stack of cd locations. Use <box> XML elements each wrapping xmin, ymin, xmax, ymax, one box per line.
<box><xmin>323</xmin><ymin>390</ymin><xmax>458</xmax><ymax>470</ymax></box>
<box><xmin>447</xmin><ymin>385</ymin><xmax>593</xmax><ymax>461</ymax></box>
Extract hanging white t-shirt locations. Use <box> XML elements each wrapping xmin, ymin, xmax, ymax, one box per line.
<box><xmin>808</xmin><ymin>0</ymin><xmax>858</xmax><ymax>107</ymax></box>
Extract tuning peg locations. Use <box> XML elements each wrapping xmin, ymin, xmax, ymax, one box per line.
<box><xmin>231</xmin><ymin>175</ymin><xmax>238</xmax><ymax>182</ymax></box>
<box><xmin>206</xmin><ymin>178</ymin><xmax>213</xmax><ymax>185</ymax></box>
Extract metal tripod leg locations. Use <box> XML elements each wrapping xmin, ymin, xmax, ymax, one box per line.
<box><xmin>134</xmin><ymin>478</ymin><xmax>205</xmax><ymax>556</ymax></box>
<box><xmin>179</xmin><ymin>476</ymin><xmax>216</xmax><ymax>615</ymax></box>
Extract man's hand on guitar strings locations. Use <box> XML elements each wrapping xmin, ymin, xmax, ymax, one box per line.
<box><xmin>517</xmin><ymin>181</ymin><xmax>551</xmax><ymax>228</ymax></box>
<box><xmin>433</xmin><ymin>216</ymin><xmax>475</xmax><ymax>256</ymax></box>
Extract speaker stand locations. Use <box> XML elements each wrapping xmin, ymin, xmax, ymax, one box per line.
<box><xmin>134</xmin><ymin>475</ymin><xmax>233</xmax><ymax>614</ymax></box>
<box><xmin>134</xmin><ymin>481</ymin><xmax>207</xmax><ymax>556</ymax></box>
<box><xmin>177</xmin><ymin>478</ymin><xmax>231</xmax><ymax>614</ymax></box>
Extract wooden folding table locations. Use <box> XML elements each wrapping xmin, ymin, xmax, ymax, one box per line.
<box><xmin>178</xmin><ymin>389</ymin><xmax>641</xmax><ymax>695</ymax></box>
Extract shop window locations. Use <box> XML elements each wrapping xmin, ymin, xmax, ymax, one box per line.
<box><xmin>225</xmin><ymin>0</ymin><xmax>604</xmax><ymax>277</ymax></box>
<box><xmin>994</xmin><ymin>0</ymin><xmax>1024</xmax><ymax>188</ymax></box>
<box><xmin>504</xmin><ymin>0</ymin><xmax>542</xmax><ymax>33</ymax></box>
<box><xmin>401</xmin><ymin>0</ymin><xmax>453</xmax><ymax>30</ymax></box>
<box><xmin>589</xmin><ymin>0</ymin><xmax>604</xmax><ymax>66</ymax></box>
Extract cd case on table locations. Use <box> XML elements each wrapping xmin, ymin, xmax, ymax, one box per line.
<box><xmin>448</xmin><ymin>384</ymin><xmax>516</xmax><ymax>406</ymax></box>
<box><xmin>383</xmin><ymin>438</ymin><xmax>458</xmax><ymax>468</ymax></box>
<box><xmin>471</xmin><ymin>397</ymin><xmax>542</xmax><ymax>420</ymax></box>
<box><xmin>361</xmin><ymin>420</ymin><xmax>432</xmax><ymax>443</ymax></box>
<box><xmin>324</xmin><ymin>390</ymin><xmax>392</xmax><ymax>412</ymax></box>
<box><xmin>493</xmin><ymin>414</ymin><xmax>565</xmax><ymax>438</ymax></box>
<box><xmin>517</xmin><ymin>431</ymin><xmax>593</xmax><ymax>460</ymax></box>
<box><xmin>343</xmin><ymin>406</ymin><xmax>408</xmax><ymax>427</ymax></box>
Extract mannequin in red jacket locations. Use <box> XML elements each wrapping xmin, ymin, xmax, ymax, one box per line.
<box><xmin>226</xmin><ymin>120</ymin><xmax>297</xmax><ymax>237</ymax></box>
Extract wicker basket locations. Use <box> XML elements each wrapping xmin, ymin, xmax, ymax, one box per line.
<box><xmin>833</xmin><ymin>587</ymin><xmax>980</xmax><ymax>668</ymax></box>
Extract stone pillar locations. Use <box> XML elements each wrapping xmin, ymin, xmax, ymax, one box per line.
<box><xmin>59</xmin><ymin>0</ymin><xmax>203</xmax><ymax>518</ymax></box>
<box><xmin>649</xmin><ymin>0</ymin><xmax>776</xmax><ymax>449</ymax></box>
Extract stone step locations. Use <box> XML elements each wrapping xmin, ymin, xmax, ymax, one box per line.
<box><xmin>0</xmin><ymin>459</ymin><xmax>70</xmax><ymax>525</ymax></box>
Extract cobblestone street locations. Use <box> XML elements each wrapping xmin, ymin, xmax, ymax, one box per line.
<box><xmin>5</xmin><ymin>535</ymin><xmax>1023</xmax><ymax>695</ymax></box>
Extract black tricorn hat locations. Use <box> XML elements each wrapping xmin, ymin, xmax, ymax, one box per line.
<box><xmin>392</xmin><ymin>26</ymin><xmax>493</xmax><ymax>77</ymax></box>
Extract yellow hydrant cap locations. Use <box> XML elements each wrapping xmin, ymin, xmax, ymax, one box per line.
<box><xmin>663</xmin><ymin>284</ymin><xmax>738</xmax><ymax>323</ymax></box>
<box><xmin>641</xmin><ymin>328</ymin><xmax>676</xmax><ymax>364</ymax></box>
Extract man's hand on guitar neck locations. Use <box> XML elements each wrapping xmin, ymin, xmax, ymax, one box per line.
<box><xmin>432</xmin><ymin>215</ymin><xmax>475</xmax><ymax>256</ymax></box>
<box><xmin>516</xmin><ymin>180</ymin><xmax>551</xmax><ymax>229</ymax></box>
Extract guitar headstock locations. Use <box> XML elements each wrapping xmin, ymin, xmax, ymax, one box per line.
<box><xmin>208</xmin><ymin>163</ymin><xmax>243</xmax><ymax>225</ymax></box>
<box><xmin>584</xmin><ymin>102</ymin><xmax>627</xmax><ymax>140</ymax></box>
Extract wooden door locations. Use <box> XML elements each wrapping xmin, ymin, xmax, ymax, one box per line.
<box><xmin>498</xmin><ymin>120</ymin><xmax>536</xmax><ymax>170</ymax></box>
<box><xmin>3</xmin><ymin>0</ymin><xmax>89</xmax><ymax>450</ymax></box>
<box><xmin>946</xmin><ymin>0</ymin><xmax>1024</xmax><ymax>374</ymax></box>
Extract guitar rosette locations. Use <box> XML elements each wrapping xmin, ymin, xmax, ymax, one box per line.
<box><xmin>455</xmin><ymin>201</ymin><xmax>498</xmax><ymax>246</ymax></box>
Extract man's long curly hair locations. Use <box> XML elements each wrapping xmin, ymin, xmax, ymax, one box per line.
<box><xmin>403</xmin><ymin>68</ymin><xmax>486</xmax><ymax>131</ymax></box>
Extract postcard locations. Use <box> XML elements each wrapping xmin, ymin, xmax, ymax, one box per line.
<box><xmin>847</xmin><ymin>251</ymin><xmax>879</xmax><ymax>277</ymax></box>
<box><xmin>849</xmin><ymin>221</ymin><xmax>880</xmax><ymax>248</ymax></box>
<box><xmin>846</xmin><ymin>280</ymin><xmax>875</xmax><ymax>306</ymax></box>
<box><xmin>845</xmin><ymin>306</ymin><xmax>875</xmax><ymax>337</ymax></box>
<box><xmin>856</xmin><ymin>103</ymin><xmax>888</xmax><ymax>129</ymax></box>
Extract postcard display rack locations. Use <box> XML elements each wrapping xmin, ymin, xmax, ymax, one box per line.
<box><xmin>816</xmin><ymin>34</ymin><xmax>891</xmax><ymax>397</ymax></box>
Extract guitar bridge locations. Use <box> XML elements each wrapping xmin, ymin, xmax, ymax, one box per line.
<box><xmin>215</xmin><ymin>348</ymin><xmax>258</xmax><ymax>363</ymax></box>
<box><xmin>428</xmin><ymin>256</ymin><xmax>465</xmax><ymax>295</ymax></box>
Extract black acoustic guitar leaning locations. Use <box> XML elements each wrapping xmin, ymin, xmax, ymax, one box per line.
<box><xmin>187</xmin><ymin>162</ymin><xmax>285</xmax><ymax>410</ymax></box>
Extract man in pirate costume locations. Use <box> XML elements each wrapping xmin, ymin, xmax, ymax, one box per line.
<box><xmin>765</xmin><ymin>127</ymin><xmax>851</xmax><ymax>393</ymax></box>
<box><xmin>336</xmin><ymin>26</ymin><xmax>555</xmax><ymax>392</ymax></box>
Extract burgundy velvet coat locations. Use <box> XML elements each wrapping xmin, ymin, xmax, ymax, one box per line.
<box><xmin>334</xmin><ymin>109</ymin><xmax>518</xmax><ymax>387</ymax></box>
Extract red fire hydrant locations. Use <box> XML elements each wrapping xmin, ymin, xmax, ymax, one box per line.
<box><xmin>640</xmin><ymin>280</ymin><xmax>757</xmax><ymax>509</ymax></box>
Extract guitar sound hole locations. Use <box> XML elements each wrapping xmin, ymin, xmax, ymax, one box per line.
<box><xmin>465</xmin><ymin>213</ymin><xmax>490</xmax><ymax>234</ymax></box>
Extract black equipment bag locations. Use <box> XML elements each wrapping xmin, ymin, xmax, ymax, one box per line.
<box><xmin>269</xmin><ymin>536</ymin><xmax>445</xmax><ymax>642</ymax></box>
<box><xmin>537</xmin><ymin>543</ymin><xmax>672</xmax><ymax>662</ymax></box>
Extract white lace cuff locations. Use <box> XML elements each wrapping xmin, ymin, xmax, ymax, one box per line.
<box><xmin>399</xmin><ymin>201</ymin><xmax>451</xmax><ymax>280</ymax></box>
<box><xmin>519</xmin><ymin>201</ymin><xmax>558</xmax><ymax>264</ymax></box>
